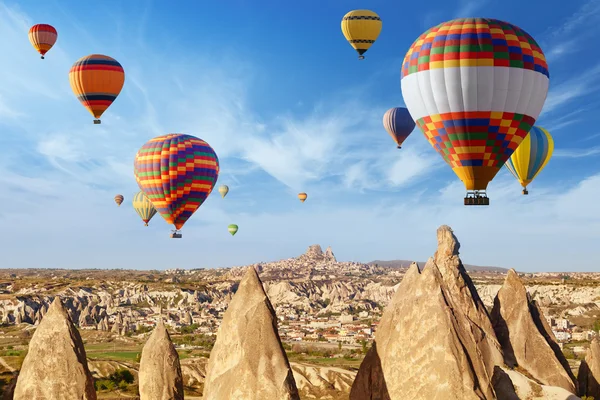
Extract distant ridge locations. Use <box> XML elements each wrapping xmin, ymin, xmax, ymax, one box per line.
<box><xmin>368</xmin><ymin>259</ymin><xmax>509</xmax><ymax>273</ymax></box>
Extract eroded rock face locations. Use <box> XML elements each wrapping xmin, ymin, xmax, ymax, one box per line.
<box><xmin>138</xmin><ymin>318</ymin><xmax>184</xmax><ymax>400</ymax></box>
<box><xmin>203</xmin><ymin>266</ymin><xmax>300</xmax><ymax>400</ymax></box>
<box><xmin>491</xmin><ymin>269</ymin><xmax>578</xmax><ymax>394</ymax></box>
<box><xmin>578</xmin><ymin>338</ymin><xmax>600</xmax><ymax>399</ymax></box>
<box><xmin>13</xmin><ymin>297</ymin><xmax>96</xmax><ymax>400</ymax></box>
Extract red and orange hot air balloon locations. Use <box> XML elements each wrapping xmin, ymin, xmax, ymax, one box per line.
<box><xmin>69</xmin><ymin>54</ymin><xmax>125</xmax><ymax>124</ymax></box>
<box><xmin>134</xmin><ymin>134</ymin><xmax>220</xmax><ymax>238</ymax></box>
<box><xmin>28</xmin><ymin>24</ymin><xmax>57</xmax><ymax>59</ymax></box>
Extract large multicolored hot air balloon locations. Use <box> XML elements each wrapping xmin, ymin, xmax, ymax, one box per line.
<box><xmin>400</xmin><ymin>18</ymin><xmax>550</xmax><ymax>205</ymax></box>
<box><xmin>341</xmin><ymin>10</ymin><xmax>382</xmax><ymax>60</ymax></box>
<box><xmin>505</xmin><ymin>126</ymin><xmax>554</xmax><ymax>195</ymax></box>
<box><xmin>132</xmin><ymin>191</ymin><xmax>158</xmax><ymax>226</ymax></box>
<box><xmin>228</xmin><ymin>224</ymin><xmax>238</xmax><ymax>236</ymax></box>
<box><xmin>298</xmin><ymin>193</ymin><xmax>307</xmax><ymax>203</ymax></box>
<box><xmin>382</xmin><ymin>107</ymin><xmax>416</xmax><ymax>149</ymax></box>
<box><xmin>69</xmin><ymin>54</ymin><xmax>125</xmax><ymax>124</ymax></box>
<box><xmin>114</xmin><ymin>194</ymin><xmax>124</xmax><ymax>207</ymax></box>
<box><xmin>134</xmin><ymin>134</ymin><xmax>219</xmax><ymax>238</ymax></box>
<box><xmin>28</xmin><ymin>24</ymin><xmax>57</xmax><ymax>59</ymax></box>
<box><xmin>218</xmin><ymin>185</ymin><xmax>229</xmax><ymax>198</ymax></box>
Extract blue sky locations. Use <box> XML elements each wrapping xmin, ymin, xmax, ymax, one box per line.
<box><xmin>0</xmin><ymin>0</ymin><xmax>599</xmax><ymax>271</ymax></box>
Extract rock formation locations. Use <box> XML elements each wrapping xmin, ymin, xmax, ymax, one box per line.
<box><xmin>13</xmin><ymin>297</ymin><xmax>96</xmax><ymax>400</ymax></box>
<box><xmin>351</xmin><ymin>226</ymin><xmax>513</xmax><ymax>400</ymax></box>
<box><xmin>138</xmin><ymin>318</ymin><xmax>184</xmax><ymax>400</ymax></box>
<box><xmin>491</xmin><ymin>269</ymin><xmax>578</xmax><ymax>394</ymax></box>
<box><xmin>578</xmin><ymin>338</ymin><xmax>600</xmax><ymax>399</ymax></box>
<box><xmin>203</xmin><ymin>266</ymin><xmax>300</xmax><ymax>400</ymax></box>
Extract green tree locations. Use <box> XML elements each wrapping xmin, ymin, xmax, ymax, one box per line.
<box><xmin>593</xmin><ymin>320</ymin><xmax>600</xmax><ymax>333</ymax></box>
<box><xmin>361</xmin><ymin>340</ymin><xmax>368</xmax><ymax>354</ymax></box>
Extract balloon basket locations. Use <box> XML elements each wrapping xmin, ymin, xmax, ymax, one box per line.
<box><xmin>41</xmin><ymin>56</ymin><xmax>45</xmax><ymax>59</ymax></box>
<box><xmin>358</xmin><ymin>55</ymin><xmax>365</xmax><ymax>60</ymax></box>
<box><xmin>170</xmin><ymin>230</ymin><xmax>182</xmax><ymax>239</ymax></box>
<box><xmin>93</xmin><ymin>119</ymin><xmax>101</xmax><ymax>124</ymax></box>
<box><xmin>464</xmin><ymin>191</ymin><xmax>489</xmax><ymax>206</ymax></box>
<box><xmin>522</xmin><ymin>189</ymin><xmax>529</xmax><ymax>195</ymax></box>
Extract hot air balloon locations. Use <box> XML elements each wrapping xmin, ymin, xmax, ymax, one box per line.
<box><xmin>132</xmin><ymin>191</ymin><xmax>158</xmax><ymax>226</ymax></box>
<box><xmin>134</xmin><ymin>134</ymin><xmax>219</xmax><ymax>238</ymax></box>
<box><xmin>69</xmin><ymin>54</ymin><xmax>125</xmax><ymax>124</ymax></box>
<box><xmin>382</xmin><ymin>107</ymin><xmax>416</xmax><ymax>149</ymax></box>
<box><xmin>219</xmin><ymin>185</ymin><xmax>229</xmax><ymax>198</ymax></box>
<box><xmin>114</xmin><ymin>194</ymin><xmax>124</xmax><ymax>207</ymax></box>
<box><xmin>505</xmin><ymin>126</ymin><xmax>554</xmax><ymax>195</ymax></box>
<box><xmin>228</xmin><ymin>224</ymin><xmax>238</xmax><ymax>236</ymax></box>
<box><xmin>400</xmin><ymin>18</ymin><xmax>550</xmax><ymax>206</ymax></box>
<box><xmin>28</xmin><ymin>24</ymin><xmax>57</xmax><ymax>59</ymax></box>
<box><xmin>298</xmin><ymin>193</ymin><xmax>307</xmax><ymax>203</ymax></box>
<box><xmin>341</xmin><ymin>10</ymin><xmax>382</xmax><ymax>60</ymax></box>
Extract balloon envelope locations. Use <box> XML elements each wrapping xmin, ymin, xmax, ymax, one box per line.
<box><xmin>114</xmin><ymin>194</ymin><xmax>124</xmax><ymax>206</ymax></box>
<box><xmin>400</xmin><ymin>18</ymin><xmax>550</xmax><ymax>193</ymax></box>
<box><xmin>505</xmin><ymin>126</ymin><xmax>554</xmax><ymax>191</ymax></box>
<box><xmin>134</xmin><ymin>134</ymin><xmax>219</xmax><ymax>230</ymax></box>
<box><xmin>228</xmin><ymin>224</ymin><xmax>238</xmax><ymax>236</ymax></box>
<box><xmin>382</xmin><ymin>107</ymin><xmax>416</xmax><ymax>148</ymax></box>
<box><xmin>298</xmin><ymin>193</ymin><xmax>307</xmax><ymax>202</ymax></box>
<box><xmin>132</xmin><ymin>191</ymin><xmax>158</xmax><ymax>226</ymax></box>
<box><xmin>218</xmin><ymin>185</ymin><xmax>229</xmax><ymax>198</ymax></box>
<box><xmin>69</xmin><ymin>54</ymin><xmax>125</xmax><ymax>123</ymax></box>
<box><xmin>28</xmin><ymin>24</ymin><xmax>57</xmax><ymax>58</ymax></box>
<box><xmin>341</xmin><ymin>10</ymin><xmax>382</xmax><ymax>59</ymax></box>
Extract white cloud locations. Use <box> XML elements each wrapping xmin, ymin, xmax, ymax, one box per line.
<box><xmin>452</xmin><ymin>0</ymin><xmax>488</xmax><ymax>19</ymax></box>
<box><xmin>540</xmin><ymin>63</ymin><xmax>600</xmax><ymax>116</ymax></box>
<box><xmin>553</xmin><ymin>147</ymin><xmax>600</xmax><ymax>158</ymax></box>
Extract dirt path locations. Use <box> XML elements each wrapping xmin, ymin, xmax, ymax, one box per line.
<box><xmin>0</xmin><ymin>356</ymin><xmax>15</xmax><ymax>372</ymax></box>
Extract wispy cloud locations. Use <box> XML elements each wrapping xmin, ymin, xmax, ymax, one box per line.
<box><xmin>452</xmin><ymin>0</ymin><xmax>489</xmax><ymax>19</ymax></box>
<box><xmin>553</xmin><ymin>147</ymin><xmax>600</xmax><ymax>158</ymax></box>
<box><xmin>540</xmin><ymin>63</ymin><xmax>600</xmax><ymax>116</ymax></box>
<box><xmin>542</xmin><ymin>0</ymin><xmax>600</xmax><ymax>63</ymax></box>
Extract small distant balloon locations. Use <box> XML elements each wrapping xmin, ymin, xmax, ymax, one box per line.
<box><xmin>341</xmin><ymin>10</ymin><xmax>382</xmax><ymax>60</ymax></box>
<box><xmin>228</xmin><ymin>224</ymin><xmax>238</xmax><ymax>236</ymax></box>
<box><xmin>219</xmin><ymin>185</ymin><xmax>229</xmax><ymax>198</ymax></box>
<box><xmin>28</xmin><ymin>24</ymin><xmax>57</xmax><ymax>59</ymax></box>
<box><xmin>69</xmin><ymin>54</ymin><xmax>125</xmax><ymax>124</ymax></box>
<box><xmin>298</xmin><ymin>193</ymin><xmax>307</xmax><ymax>203</ymax></box>
<box><xmin>382</xmin><ymin>107</ymin><xmax>416</xmax><ymax>149</ymax></box>
<box><xmin>114</xmin><ymin>194</ymin><xmax>124</xmax><ymax>207</ymax></box>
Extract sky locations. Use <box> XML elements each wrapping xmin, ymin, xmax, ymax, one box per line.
<box><xmin>0</xmin><ymin>0</ymin><xmax>599</xmax><ymax>272</ymax></box>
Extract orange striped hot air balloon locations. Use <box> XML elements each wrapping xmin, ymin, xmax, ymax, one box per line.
<box><xmin>69</xmin><ymin>54</ymin><xmax>125</xmax><ymax>124</ymax></box>
<box><xmin>114</xmin><ymin>194</ymin><xmax>124</xmax><ymax>206</ymax></box>
<box><xmin>28</xmin><ymin>24</ymin><xmax>57</xmax><ymax>59</ymax></box>
<box><xmin>298</xmin><ymin>193</ymin><xmax>307</xmax><ymax>203</ymax></box>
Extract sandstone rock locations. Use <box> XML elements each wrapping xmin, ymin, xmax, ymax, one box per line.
<box><xmin>13</xmin><ymin>297</ymin><xmax>96</xmax><ymax>400</ymax></box>
<box><xmin>203</xmin><ymin>266</ymin><xmax>300</xmax><ymax>400</ymax></box>
<box><xmin>352</xmin><ymin>226</ymin><xmax>511</xmax><ymax>400</ymax></box>
<box><xmin>578</xmin><ymin>338</ymin><xmax>600</xmax><ymax>399</ymax></box>
<box><xmin>491</xmin><ymin>269</ymin><xmax>577</xmax><ymax>394</ymax></box>
<box><xmin>138</xmin><ymin>318</ymin><xmax>184</xmax><ymax>400</ymax></box>
<box><xmin>324</xmin><ymin>246</ymin><xmax>336</xmax><ymax>262</ymax></box>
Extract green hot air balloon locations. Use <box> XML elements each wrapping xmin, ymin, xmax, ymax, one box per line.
<box><xmin>218</xmin><ymin>185</ymin><xmax>229</xmax><ymax>198</ymax></box>
<box><xmin>228</xmin><ymin>224</ymin><xmax>238</xmax><ymax>236</ymax></box>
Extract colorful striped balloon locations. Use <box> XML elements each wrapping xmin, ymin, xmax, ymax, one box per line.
<box><xmin>505</xmin><ymin>126</ymin><xmax>554</xmax><ymax>194</ymax></box>
<box><xmin>401</xmin><ymin>18</ymin><xmax>549</xmax><ymax>197</ymax></box>
<box><xmin>134</xmin><ymin>134</ymin><xmax>219</xmax><ymax>231</ymax></box>
<box><xmin>28</xmin><ymin>24</ymin><xmax>57</xmax><ymax>59</ymax></box>
<box><xmin>298</xmin><ymin>193</ymin><xmax>307</xmax><ymax>203</ymax></box>
<box><xmin>228</xmin><ymin>224</ymin><xmax>238</xmax><ymax>236</ymax></box>
<box><xmin>132</xmin><ymin>191</ymin><xmax>158</xmax><ymax>226</ymax></box>
<box><xmin>69</xmin><ymin>54</ymin><xmax>125</xmax><ymax>124</ymax></box>
<box><xmin>114</xmin><ymin>194</ymin><xmax>124</xmax><ymax>206</ymax></box>
<box><xmin>382</xmin><ymin>107</ymin><xmax>416</xmax><ymax>149</ymax></box>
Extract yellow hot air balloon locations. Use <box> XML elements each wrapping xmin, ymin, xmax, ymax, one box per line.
<box><xmin>132</xmin><ymin>191</ymin><xmax>158</xmax><ymax>226</ymax></box>
<box><xmin>298</xmin><ymin>193</ymin><xmax>307</xmax><ymax>203</ymax></box>
<box><xmin>341</xmin><ymin>10</ymin><xmax>382</xmax><ymax>60</ymax></box>
<box><xmin>505</xmin><ymin>126</ymin><xmax>554</xmax><ymax>195</ymax></box>
<box><xmin>218</xmin><ymin>185</ymin><xmax>229</xmax><ymax>198</ymax></box>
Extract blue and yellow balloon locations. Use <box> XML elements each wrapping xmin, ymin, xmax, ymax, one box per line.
<box><xmin>505</xmin><ymin>126</ymin><xmax>554</xmax><ymax>195</ymax></box>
